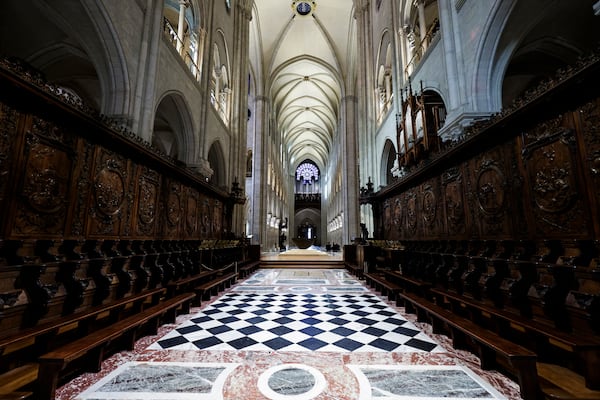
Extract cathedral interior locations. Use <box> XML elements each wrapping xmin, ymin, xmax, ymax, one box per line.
<box><xmin>1</xmin><ymin>0</ymin><xmax>600</xmax><ymax>399</ymax></box>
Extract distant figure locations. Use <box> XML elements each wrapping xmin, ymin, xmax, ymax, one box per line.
<box><xmin>360</xmin><ymin>223</ymin><xmax>369</xmax><ymax>241</ymax></box>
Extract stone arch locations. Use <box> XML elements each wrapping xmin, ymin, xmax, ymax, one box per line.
<box><xmin>208</xmin><ymin>140</ymin><xmax>227</xmax><ymax>190</ymax></box>
<box><xmin>381</xmin><ymin>139</ymin><xmax>397</xmax><ymax>186</ymax></box>
<box><xmin>0</xmin><ymin>0</ymin><xmax>131</xmax><ymax>117</ymax></box>
<box><xmin>152</xmin><ymin>92</ymin><xmax>195</xmax><ymax>163</ymax></box>
<box><xmin>472</xmin><ymin>0</ymin><xmax>600</xmax><ymax>112</ymax></box>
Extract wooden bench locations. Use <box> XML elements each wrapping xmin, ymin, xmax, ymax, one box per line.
<box><xmin>194</xmin><ymin>266</ymin><xmax>237</xmax><ymax>302</ymax></box>
<box><xmin>430</xmin><ymin>287</ymin><xmax>600</xmax><ymax>391</ymax></box>
<box><xmin>238</xmin><ymin>261</ymin><xmax>260</xmax><ymax>279</ymax></box>
<box><xmin>384</xmin><ymin>270</ymin><xmax>431</xmax><ymax>297</ymax></box>
<box><xmin>0</xmin><ymin>394</ymin><xmax>32</xmax><ymax>400</ymax></box>
<box><xmin>399</xmin><ymin>291</ymin><xmax>539</xmax><ymax>400</ymax></box>
<box><xmin>0</xmin><ymin>363</ymin><xmax>38</xmax><ymax>400</ymax></box>
<box><xmin>0</xmin><ymin>287</ymin><xmax>165</xmax><ymax>357</ymax></box>
<box><xmin>364</xmin><ymin>272</ymin><xmax>401</xmax><ymax>305</ymax></box>
<box><xmin>0</xmin><ymin>287</ymin><xmax>165</xmax><ymax>397</ymax></box>
<box><xmin>167</xmin><ymin>269</ymin><xmax>219</xmax><ymax>301</ymax></box>
<box><xmin>37</xmin><ymin>292</ymin><xmax>195</xmax><ymax>400</ymax></box>
<box><xmin>345</xmin><ymin>262</ymin><xmax>363</xmax><ymax>279</ymax></box>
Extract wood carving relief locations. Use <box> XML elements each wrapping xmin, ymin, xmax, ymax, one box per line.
<box><xmin>0</xmin><ymin>103</ymin><xmax>17</xmax><ymax>202</ymax></box>
<box><xmin>213</xmin><ymin>200</ymin><xmax>222</xmax><ymax>237</ymax></box>
<box><xmin>522</xmin><ymin>124</ymin><xmax>589</xmax><ymax>236</ymax></box>
<box><xmin>405</xmin><ymin>191</ymin><xmax>418</xmax><ymax>236</ymax></box>
<box><xmin>579</xmin><ymin>100</ymin><xmax>600</xmax><ymax>220</ymax></box>
<box><xmin>185</xmin><ymin>189</ymin><xmax>199</xmax><ymax>236</ymax></box>
<box><xmin>393</xmin><ymin>197</ymin><xmax>402</xmax><ymax>236</ymax></box>
<box><xmin>14</xmin><ymin>120</ymin><xmax>74</xmax><ymax>236</ymax></box>
<box><xmin>69</xmin><ymin>142</ymin><xmax>92</xmax><ymax>237</ymax></box>
<box><xmin>135</xmin><ymin>167</ymin><xmax>159</xmax><ymax>237</ymax></box>
<box><xmin>442</xmin><ymin>167</ymin><xmax>466</xmax><ymax>235</ymax></box>
<box><xmin>474</xmin><ymin>158</ymin><xmax>508</xmax><ymax>235</ymax></box>
<box><xmin>421</xmin><ymin>183</ymin><xmax>438</xmax><ymax>236</ymax></box>
<box><xmin>382</xmin><ymin>200</ymin><xmax>392</xmax><ymax>237</ymax></box>
<box><xmin>200</xmin><ymin>197</ymin><xmax>211</xmax><ymax>238</ymax></box>
<box><xmin>88</xmin><ymin>149</ymin><xmax>128</xmax><ymax>236</ymax></box>
<box><xmin>164</xmin><ymin>182</ymin><xmax>182</xmax><ymax>236</ymax></box>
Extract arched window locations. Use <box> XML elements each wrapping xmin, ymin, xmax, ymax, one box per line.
<box><xmin>163</xmin><ymin>0</ymin><xmax>202</xmax><ymax>79</ymax></box>
<box><xmin>210</xmin><ymin>36</ymin><xmax>231</xmax><ymax>125</ymax></box>
<box><xmin>295</xmin><ymin>161</ymin><xmax>320</xmax><ymax>195</ymax></box>
<box><xmin>400</xmin><ymin>0</ymin><xmax>440</xmax><ymax>78</ymax></box>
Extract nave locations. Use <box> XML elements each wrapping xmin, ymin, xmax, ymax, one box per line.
<box><xmin>56</xmin><ymin>269</ymin><xmax>521</xmax><ymax>400</ymax></box>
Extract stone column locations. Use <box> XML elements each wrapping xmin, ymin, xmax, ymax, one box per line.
<box><xmin>418</xmin><ymin>0</ymin><xmax>427</xmax><ymax>45</ymax></box>
<box><xmin>354</xmin><ymin>0</ymin><xmax>376</xmax><ymax>189</ymax></box>
<box><xmin>251</xmin><ymin>96</ymin><xmax>270</xmax><ymax>246</ymax></box>
<box><xmin>228</xmin><ymin>1</ymin><xmax>252</xmax><ymax>237</ymax></box>
<box><xmin>132</xmin><ymin>0</ymin><xmax>163</xmax><ymax>139</ymax></box>
<box><xmin>176</xmin><ymin>0</ymin><xmax>188</xmax><ymax>53</ymax></box>
<box><xmin>195</xmin><ymin>28</ymin><xmax>206</xmax><ymax>79</ymax></box>
<box><xmin>438</xmin><ymin>0</ymin><xmax>461</xmax><ymax>111</ymax></box>
<box><xmin>341</xmin><ymin>95</ymin><xmax>360</xmax><ymax>243</ymax></box>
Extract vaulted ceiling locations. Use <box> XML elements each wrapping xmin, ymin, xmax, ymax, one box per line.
<box><xmin>250</xmin><ymin>0</ymin><xmax>356</xmax><ymax>171</ymax></box>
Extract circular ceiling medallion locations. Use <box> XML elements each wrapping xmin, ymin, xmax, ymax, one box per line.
<box><xmin>292</xmin><ymin>1</ymin><xmax>316</xmax><ymax>16</ymax></box>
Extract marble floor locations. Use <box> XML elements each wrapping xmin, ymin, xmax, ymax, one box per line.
<box><xmin>56</xmin><ymin>269</ymin><xmax>523</xmax><ymax>400</ymax></box>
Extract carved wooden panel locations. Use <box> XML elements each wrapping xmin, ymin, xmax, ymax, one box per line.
<box><xmin>163</xmin><ymin>181</ymin><xmax>183</xmax><ymax>237</ymax></box>
<box><xmin>421</xmin><ymin>180</ymin><xmax>442</xmax><ymax>237</ymax></box>
<box><xmin>12</xmin><ymin>118</ymin><xmax>75</xmax><ymax>237</ymax></box>
<box><xmin>0</xmin><ymin>103</ymin><xmax>18</xmax><ymax>206</ymax></box>
<box><xmin>213</xmin><ymin>199</ymin><xmax>223</xmax><ymax>238</ymax></box>
<box><xmin>404</xmin><ymin>190</ymin><xmax>418</xmax><ymax>238</ymax></box>
<box><xmin>469</xmin><ymin>148</ymin><xmax>512</xmax><ymax>237</ymax></box>
<box><xmin>382</xmin><ymin>199</ymin><xmax>392</xmax><ymax>239</ymax></box>
<box><xmin>200</xmin><ymin>195</ymin><xmax>211</xmax><ymax>238</ymax></box>
<box><xmin>185</xmin><ymin>188</ymin><xmax>199</xmax><ymax>237</ymax></box>
<box><xmin>393</xmin><ymin>197</ymin><xmax>403</xmax><ymax>240</ymax></box>
<box><xmin>132</xmin><ymin>166</ymin><xmax>160</xmax><ymax>238</ymax></box>
<box><xmin>578</xmin><ymin>99</ymin><xmax>600</xmax><ymax>236</ymax></box>
<box><xmin>522</xmin><ymin>119</ymin><xmax>591</xmax><ymax>238</ymax></box>
<box><xmin>442</xmin><ymin>166</ymin><xmax>467</xmax><ymax>236</ymax></box>
<box><xmin>86</xmin><ymin>148</ymin><xmax>129</xmax><ymax>237</ymax></box>
<box><xmin>66</xmin><ymin>141</ymin><xmax>93</xmax><ymax>238</ymax></box>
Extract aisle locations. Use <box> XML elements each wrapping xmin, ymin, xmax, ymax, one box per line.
<box><xmin>57</xmin><ymin>269</ymin><xmax>521</xmax><ymax>400</ymax></box>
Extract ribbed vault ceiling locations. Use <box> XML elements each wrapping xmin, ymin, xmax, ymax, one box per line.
<box><xmin>251</xmin><ymin>0</ymin><xmax>354</xmax><ymax>170</ymax></box>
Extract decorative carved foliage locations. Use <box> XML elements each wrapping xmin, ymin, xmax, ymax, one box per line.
<box><xmin>405</xmin><ymin>190</ymin><xmax>418</xmax><ymax>236</ymax></box>
<box><xmin>134</xmin><ymin>167</ymin><xmax>159</xmax><ymax>237</ymax></box>
<box><xmin>200</xmin><ymin>196</ymin><xmax>211</xmax><ymax>238</ymax></box>
<box><xmin>579</xmin><ymin>99</ymin><xmax>600</xmax><ymax>219</ymax></box>
<box><xmin>13</xmin><ymin>121</ymin><xmax>74</xmax><ymax>236</ymax></box>
<box><xmin>163</xmin><ymin>182</ymin><xmax>182</xmax><ymax>236</ymax></box>
<box><xmin>522</xmin><ymin>125</ymin><xmax>589</xmax><ymax>237</ymax></box>
<box><xmin>442</xmin><ymin>167</ymin><xmax>466</xmax><ymax>235</ymax></box>
<box><xmin>70</xmin><ymin>141</ymin><xmax>93</xmax><ymax>237</ymax></box>
<box><xmin>186</xmin><ymin>189</ymin><xmax>199</xmax><ymax>236</ymax></box>
<box><xmin>213</xmin><ymin>200</ymin><xmax>223</xmax><ymax>237</ymax></box>
<box><xmin>472</xmin><ymin>155</ymin><xmax>510</xmax><ymax>236</ymax></box>
<box><xmin>393</xmin><ymin>197</ymin><xmax>402</xmax><ymax>234</ymax></box>
<box><xmin>382</xmin><ymin>199</ymin><xmax>392</xmax><ymax>237</ymax></box>
<box><xmin>87</xmin><ymin>148</ymin><xmax>128</xmax><ymax>236</ymax></box>
<box><xmin>422</xmin><ymin>184</ymin><xmax>437</xmax><ymax>229</ymax></box>
<box><xmin>0</xmin><ymin>102</ymin><xmax>17</xmax><ymax>201</ymax></box>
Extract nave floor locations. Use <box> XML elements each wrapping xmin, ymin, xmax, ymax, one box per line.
<box><xmin>56</xmin><ymin>269</ymin><xmax>522</xmax><ymax>399</ymax></box>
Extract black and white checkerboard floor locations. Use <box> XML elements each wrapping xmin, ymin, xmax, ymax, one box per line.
<box><xmin>148</xmin><ymin>292</ymin><xmax>443</xmax><ymax>353</ymax></box>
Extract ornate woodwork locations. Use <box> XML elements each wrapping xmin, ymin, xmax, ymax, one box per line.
<box><xmin>0</xmin><ymin>57</ymin><xmax>242</xmax><ymax>335</ymax></box>
<box><xmin>367</xmin><ymin>50</ymin><xmax>600</xmax><ymax>337</ymax></box>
